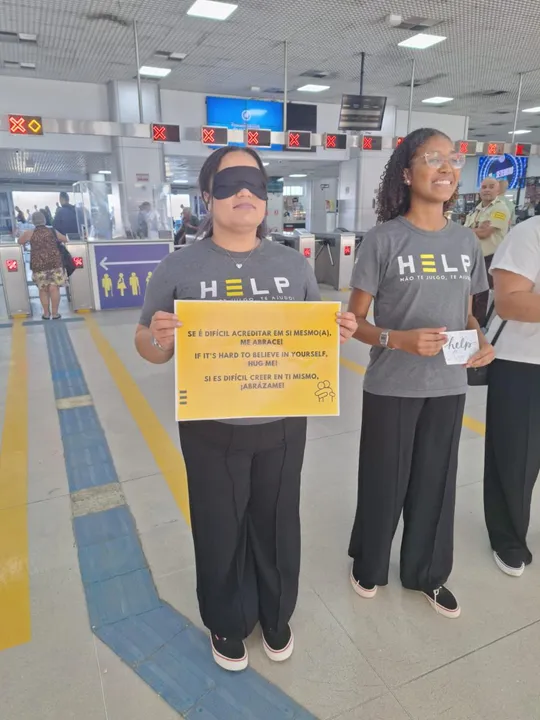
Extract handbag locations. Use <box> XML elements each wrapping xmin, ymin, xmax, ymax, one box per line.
<box><xmin>467</xmin><ymin>303</ymin><xmax>506</xmax><ymax>386</ymax></box>
<box><xmin>53</xmin><ymin>230</ymin><xmax>77</xmax><ymax>277</ymax></box>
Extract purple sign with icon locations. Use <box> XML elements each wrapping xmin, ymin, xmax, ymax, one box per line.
<box><xmin>94</xmin><ymin>243</ymin><xmax>172</xmax><ymax>310</ymax></box>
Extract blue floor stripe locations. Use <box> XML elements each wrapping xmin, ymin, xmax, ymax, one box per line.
<box><xmin>42</xmin><ymin>321</ymin><xmax>316</xmax><ymax>719</ymax></box>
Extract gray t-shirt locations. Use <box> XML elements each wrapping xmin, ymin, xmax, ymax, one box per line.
<box><xmin>140</xmin><ymin>238</ymin><xmax>321</xmax><ymax>424</ymax></box>
<box><xmin>352</xmin><ymin>217</ymin><xmax>488</xmax><ymax>398</ymax></box>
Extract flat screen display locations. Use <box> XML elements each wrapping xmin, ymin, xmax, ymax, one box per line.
<box><xmin>206</xmin><ymin>97</ymin><xmax>283</xmax><ymax>150</ymax></box>
<box><xmin>338</xmin><ymin>95</ymin><xmax>386</xmax><ymax>132</ymax></box>
<box><xmin>477</xmin><ymin>154</ymin><xmax>529</xmax><ymax>190</ymax></box>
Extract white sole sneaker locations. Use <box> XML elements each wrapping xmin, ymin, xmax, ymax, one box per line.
<box><xmin>211</xmin><ymin>641</ymin><xmax>248</xmax><ymax>672</ymax></box>
<box><xmin>350</xmin><ymin>570</ymin><xmax>377</xmax><ymax>599</ymax></box>
<box><xmin>262</xmin><ymin>629</ymin><xmax>294</xmax><ymax>662</ymax></box>
<box><xmin>493</xmin><ymin>551</ymin><xmax>525</xmax><ymax>577</ymax></box>
<box><xmin>422</xmin><ymin>592</ymin><xmax>461</xmax><ymax>619</ymax></box>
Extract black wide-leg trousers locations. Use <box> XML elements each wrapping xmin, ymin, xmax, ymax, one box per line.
<box><xmin>178</xmin><ymin>417</ymin><xmax>307</xmax><ymax>640</ymax></box>
<box><xmin>349</xmin><ymin>391</ymin><xmax>465</xmax><ymax>591</ymax></box>
<box><xmin>484</xmin><ymin>359</ymin><xmax>540</xmax><ymax>567</ymax></box>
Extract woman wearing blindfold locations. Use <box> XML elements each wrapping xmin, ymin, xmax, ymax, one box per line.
<box><xmin>136</xmin><ymin>147</ymin><xmax>357</xmax><ymax>672</ymax></box>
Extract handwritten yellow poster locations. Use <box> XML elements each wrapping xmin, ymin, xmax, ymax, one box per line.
<box><xmin>175</xmin><ymin>301</ymin><xmax>341</xmax><ymax>421</ymax></box>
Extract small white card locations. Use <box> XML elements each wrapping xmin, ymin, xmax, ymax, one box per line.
<box><xmin>442</xmin><ymin>330</ymin><xmax>479</xmax><ymax>365</ymax></box>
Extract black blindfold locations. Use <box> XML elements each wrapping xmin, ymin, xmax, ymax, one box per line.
<box><xmin>212</xmin><ymin>166</ymin><xmax>268</xmax><ymax>201</ymax></box>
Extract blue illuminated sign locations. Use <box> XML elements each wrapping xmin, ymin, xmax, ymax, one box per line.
<box><xmin>206</xmin><ymin>97</ymin><xmax>283</xmax><ymax>150</ymax></box>
<box><xmin>477</xmin><ymin>154</ymin><xmax>529</xmax><ymax>190</ymax></box>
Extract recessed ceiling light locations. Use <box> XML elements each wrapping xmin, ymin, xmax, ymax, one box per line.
<box><xmin>98</xmin><ymin>170</ymin><xmax>112</xmax><ymax>175</ymax></box>
<box><xmin>175</xmin><ymin>179</ymin><xmax>189</xmax><ymax>184</ymax></box>
<box><xmin>289</xmin><ymin>173</ymin><xmax>307</xmax><ymax>177</ymax></box>
<box><xmin>398</xmin><ymin>33</ymin><xmax>446</xmax><ymax>49</ymax></box>
<box><xmin>297</xmin><ymin>84</ymin><xmax>330</xmax><ymax>93</ymax></box>
<box><xmin>422</xmin><ymin>96</ymin><xmax>453</xmax><ymax>105</ymax></box>
<box><xmin>169</xmin><ymin>52</ymin><xmax>187</xmax><ymax>61</ymax></box>
<box><xmin>523</xmin><ymin>107</ymin><xmax>540</xmax><ymax>113</ymax></box>
<box><xmin>187</xmin><ymin>0</ymin><xmax>237</xmax><ymax>21</ymax></box>
<box><xmin>20</xmin><ymin>62</ymin><xmax>36</xmax><ymax>69</ymax></box>
<box><xmin>277</xmin><ymin>177</ymin><xmax>284</xmax><ymax>182</ymax></box>
<box><xmin>263</xmin><ymin>162</ymin><xmax>269</xmax><ymax>166</ymax></box>
<box><xmin>19</xmin><ymin>33</ymin><xmax>37</xmax><ymax>42</ymax></box>
<box><xmin>509</xmin><ymin>129</ymin><xmax>531</xmax><ymax>135</ymax></box>
<box><xmin>139</xmin><ymin>66</ymin><xmax>171</xmax><ymax>78</ymax></box>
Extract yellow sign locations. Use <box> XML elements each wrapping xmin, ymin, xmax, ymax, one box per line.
<box><xmin>175</xmin><ymin>300</ymin><xmax>341</xmax><ymax>421</ymax></box>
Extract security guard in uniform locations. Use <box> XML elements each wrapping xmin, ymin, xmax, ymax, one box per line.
<box><xmin>465</xmin><ymin>177</ymin><xmax>510</xmax><ymax>325</ymax></box>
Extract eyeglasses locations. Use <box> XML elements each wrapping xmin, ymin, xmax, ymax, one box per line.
<box><xmin>417</xmin><ymin>151</ymin><xmax>466</xmax><ymax>169</ymax></box>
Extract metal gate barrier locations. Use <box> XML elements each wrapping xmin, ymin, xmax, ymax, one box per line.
<box><xmin>66</xmin><ymin>241</ymin><xmax>95</xmax><ymax>312</ymax></box>
<box><xmin>314</xmin><ymin>232</ymin><xmax>356</xmax><ymax>291</ymax></box>
<box><xmin>270</xmin><ymin>230</ymin><xmax>316</xmax><ymax>273</ymax></box>
<box><xmin>0</xmin><ymin>243</ymin><xmax>31</xmax><ymax>318</ymax></box>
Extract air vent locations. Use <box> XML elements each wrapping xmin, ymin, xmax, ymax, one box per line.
<box><xmin>155</xmin><ymin>51</ymin><xmax>187</xmax><ymax>62</ymax></box>
<box><xmin>86</xmin><ymin>12</ymin><xmax>130</xmax><ymax>27</ymax></box>
<box><xmin>264</xmin><ymin>87</ymin><xmax>284</xmax><ymax>94</ymax></box>
<box><xmin>480</xmin><ymin>90</ymin><xmax>509</xmax><ymax>97</ymax></box>
<box><xmin>394</xmin><ymin>16</ymin><xmax>441</xmax><ymax>30</ymax></box>
<box><xmin>488</xmin><ymin>122</ymin><xmax>506</xmax><ymax>126</ymax></box>
<box><xmin>4</xmin><ymin>60</ymin><xmax>19</xmax><ymax>67</ymax></box>
<box><xmin>0</xmin><ymin>31</ymin><xmax>19</xmax><ymax>43</ymax></box>
<box><xmin>493</xmin><ymin>110</ymin><xmax>511</xmax><ymax>114</ymax></box>
<box><xmin>396</xmin><ymin>73</ymin><xmax>446</xmax><ymax>88</ymax></box>
<box><xmin>300</xmin><ymin>70</ymin><xmax>332</xmax><ymax>79</ymax></box>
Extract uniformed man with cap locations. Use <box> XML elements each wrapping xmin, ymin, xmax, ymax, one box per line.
<box><xmin>465</xmin><ymin>177</ymin><xmax>511</xmax><ymax>325</ymax></box>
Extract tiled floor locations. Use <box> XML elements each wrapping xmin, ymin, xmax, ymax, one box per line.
<box><xmin>1</xmin><ymin>290</ymin><xmax>540</xmax><ymax>719</ymax></box>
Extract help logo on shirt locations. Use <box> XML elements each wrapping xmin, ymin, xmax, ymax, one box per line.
<box><xmin>397</xmin><ymin>253</ymin><xmax>472</xmax><ymax>281</ymax></box>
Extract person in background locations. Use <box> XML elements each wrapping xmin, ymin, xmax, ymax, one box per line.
<box><xmin>497</xmin><ymin>179</ymin><xmax>516</xmax><ymax>225</ymax></box>
<box><xmin>347</xmin><ymin>128</ymin><xmax>493</xmax><ymax>620</ymax></box>
<box><xmin>135</xmin><ymin>146</ymin><xmax>357</xmax><ymax>671</ymax></box>
<box><xmin>53</xmin><ymin>191</ymin><xmax>79</xmax><ymax>238</ymax></box>
<box><xmin>174</xmin><ymin>206</ymin><xmax>200</xmax><ymax>246</ymax></box>
<box><xmin>26</xmin><ymin>209</ymin><xmax>31</xmax><ymax>221</ymax></box>
<box><xmin>43</xmin><ymin>205</ymin><xmax>54</xmax><ymax>226</ymax></box>
<box><xmin>14</xmin><ymin>206</ymin><xmax>25</xmax><ymax>223</ymax></box>
<box><xmin>18</xmin><ymin>211</ymin><xmax>67</xmax><ymax>320</ymax></box>
<box><xmin>465</xmin><ymin>178</ymin><xmax>511</xmax><ymax>326</ymax></box>
<box><xmin>484</xmin><ymin>216</ymin><xmax>540</xmax><ymax>577</ymax></box>
<box><xmin>137</xmin><ymin>201</ymin><xmax>159</xmax><ymax>239</ymax></box>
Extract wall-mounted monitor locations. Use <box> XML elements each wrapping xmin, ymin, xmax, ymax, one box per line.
<box><xmin>206</xmin><ymin>97</ymin><xmax>283</xmax><ymax>150</ymax></box>
<box><xmin>477</xmin><ymin>153</ymin><xmax>529</xmax><ymax>190</ymax></box>
<box><xmin>338</xmin><ymin>95</ymin><xmax>386</xmax><ymax>132</ymax></box>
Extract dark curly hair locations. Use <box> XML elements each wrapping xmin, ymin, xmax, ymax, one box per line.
<box><xmin>197</xmin><ymin>146</ymin><xmax>268</xmax><ymax>240</ymax></box>
<box><xmin>376</xmin><ymin>128</ymin><xmax>459</xmax><ymax>224</ymax></box>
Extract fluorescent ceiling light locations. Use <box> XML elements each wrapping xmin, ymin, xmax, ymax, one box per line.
<box><xmin>187</xmin><ymin>0</ymin><xmax>238</xmax><ymax>20</ymax></box>
<box><xmin>98</xmin><ymin>170</ymin><xmax>111</xmax><ymax>175</ymax></box>
<box><xmin>297</xmin><ymin>84</ymin><xmax>330</xmax><ymax>93</ymax></box>
<box><xmin>169</xmin><ymin>52</ymin><xmax>187</xmax><ymax>61</ymax></box>
<box><xmin>398</xmin><ymin>33</ymin><xmax>446</xmax><ymax>49</ymax></box>
<box><xmin>523</xmin><ymin>106</ymin><xmax>540</xmax><ymax>113</ymax></box>
<box><xmin>289</xmin><ymin>173</ymin><xmax>307</xmax><ymax>177</ymax></box>
<box><xmin>175</xmin><ymin>179</ymin><xmax>189</xmax><ymax>184</ymax></box>
<box><xmin>508</xmin><ymin>129</ymin><xmax>531</xmax><ymax>135</ymax></box>
<box><xmin>263</xmin><ymin>162</ymin><xmax>269</xmax><ymax>166</ymax></box>
<box><xmin>20</xmin><ymin>62</ymin><xmax>36</xmax><ymax>69</ymax></box>
<box><xmin>422</xmin><ymin>96</ymin><xmax>453</xmax><ymax>105</ymax></box>
<box><xmin>277</xmin><ymin>177</ymin><xmax>284</xmax><ymax>181</ymax></box>
<box><xmin>19</xmin><ymin>33</ymin><xmax>37</xmax><ymax>42</ymax></box>
<box><xmin>139</xmin><ymin>65</ymin><xmax>171</xmax><ymax>78</ymax></box>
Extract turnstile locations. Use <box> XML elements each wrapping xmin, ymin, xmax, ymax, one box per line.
<box><xmin>270</xmin><ymin>231</ymin><xmax>316</xmax><ymax>273</ymax></box>
<box><xmin>314</xmin><ymin>231</ymin><xmax>356</xmax><ymax>291</ymax></box>
<box><xmin>0</xmin><ymin>242</ymin><xmax>31</xmax><ymax>318</ymax></box>
<box><xmin>66</xmin><ymin>241</ymin><xmax>95</xmax><ymax>313</ymax></box>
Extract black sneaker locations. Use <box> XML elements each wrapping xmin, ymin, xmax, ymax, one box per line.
<box><xmin>262</xmin><ymin>624</ymin><xmax>294</xmax><ymax>662</ymax></box>
<box><xmin>422</xmin><ymin>586</ymin><xmax>461</xmax><ymax>619</ymax></box>
<box><xmin>210</xmin><ymin>634</ymin><xmax>248</xmax><ymax>672</ymax></box>
<box><xmin>350</xmin><ymin>569</ymin><xmax>377</xmax><ymax>598</ymax></box>
<box><xmin>493</xmin><ymin>551</ymin><xmax>525</xmax><ymax>577</ymax></box>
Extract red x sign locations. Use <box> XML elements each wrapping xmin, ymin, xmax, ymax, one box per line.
<box><xmin>363</xmin><ymin>136</ymin><xmax>373</xmax><ymax>150</ymax></box>
<box><xmin>73</xmin><ymin>257</ymin><xmax>84</xmax><ymax>268</ymax></box>
<box><xmin>202</xmin><ymin>128</ymin><xmax>215</xmax><ymax>144</ymax></box>
<box><xmin>247</xmin><ymin>130</ymin><xmax>259</xmax><ymax>145</ymax></box>
<box><xmin>152</xmin><ymin>125</ymin><xmax>166</xmax><ymax>141</ymax></box>
<box><xmin>326</xmin><ymin>135</ymin><xmax>337</xmax><ymax>148</ymax></box>
<box><xmin>288</xmin><ymin>132</ymin><xmax>300</xmax><ymax>147</ymax></box>
<box><xmin>5</xmin><ymin>259</ymin><xmax>18</xmax><ymax>272</ymax></box>
<box><xmin>9</xmin><ymin>116</ymin><xmax>26</xmax><ymax>134</ymax></box>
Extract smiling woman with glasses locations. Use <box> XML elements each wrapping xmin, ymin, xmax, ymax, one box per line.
<box><xmin>346</xmin><ymin>128</ymin><xmax>494</xmax><ymax>620</ymax></box>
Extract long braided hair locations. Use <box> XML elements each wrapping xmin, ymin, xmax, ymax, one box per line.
<box><xmin>376</xmin><ymin>128</ymin><xmax>459</xmax><ymax>224</ymax></box>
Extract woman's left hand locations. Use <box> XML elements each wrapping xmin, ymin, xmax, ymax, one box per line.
<box><xmin>336</xmin><ymin>311</ymin><xmax>358</xmax><ymax>344</ymax></box>
<box><xmin>466</xmin><ymin>342</ymin><xmax>495</xmax><ymax>368</ymax></box>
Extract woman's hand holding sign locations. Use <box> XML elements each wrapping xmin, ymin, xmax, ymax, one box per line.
<box><xmin>149</xmin><ymin>311</ymin><xmax>182</xmax><ymax>352</ymax></box>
